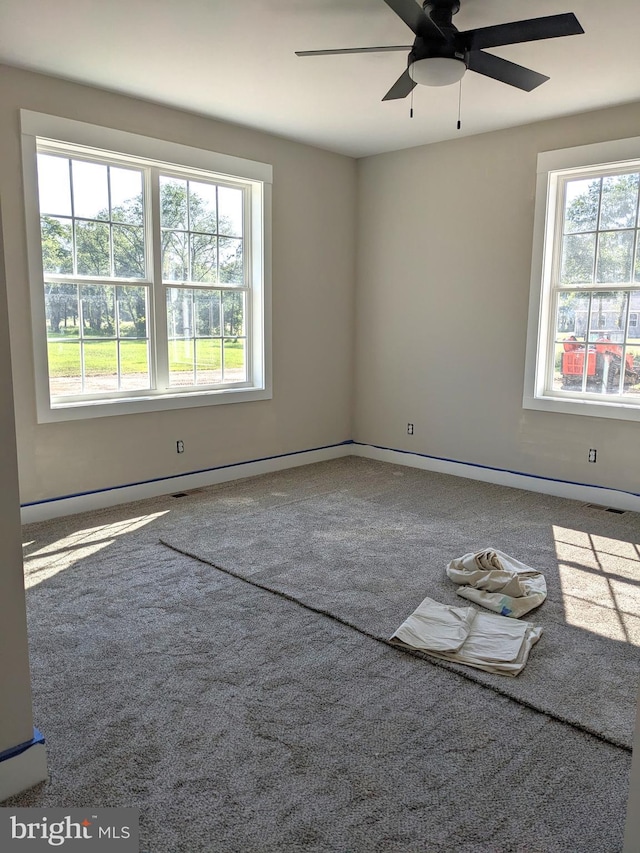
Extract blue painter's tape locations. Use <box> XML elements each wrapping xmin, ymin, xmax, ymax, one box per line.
<box><xmin>21</xmin><ymin>441</ymin><xmax>355</xmax><ymax>509</ymax></box>
<box><xmin>355</xmin><ymin>441</ymin><xmax>640</xmax><ymax>500</ymax></box>
<box><xmin>0</xmin><ymin>728</ymin><xmax>45</xmax><ymax>764</ymax></box>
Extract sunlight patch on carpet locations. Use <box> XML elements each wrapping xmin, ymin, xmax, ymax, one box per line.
<box><xmin>553</xmin><ymin>525</ymin><xmax>640</xmax><ymax>645</ymax></box>
<box><xmin>23</xmin><ymin>511</ymin><xmax>169</xmax><ymax>588</ymax></box>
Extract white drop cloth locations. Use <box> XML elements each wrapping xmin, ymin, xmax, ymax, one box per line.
<box><xmin>446</xmin><ymin>549</ymin><xmax>547</xmax><ymax>618</ymax></box>
<box><xmin>389</xmin><ymin>596</ymin><xmax>475</xmax><ymax>652</ymax></box>
<box><xmin>391</xmin><ymin>596</ymin><xmax>542</xmax><ymax>677</ymax></box>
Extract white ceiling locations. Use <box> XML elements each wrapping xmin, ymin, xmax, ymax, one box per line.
<box><xmin>1</xmin><ymin>0</ymin><xmax>639</xmax><ymax>158</ymax></box>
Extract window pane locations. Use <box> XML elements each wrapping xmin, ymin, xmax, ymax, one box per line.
<box><xmin>222</xmin><ymin>290</ymin><xmax>244</xmax><ymax>337</ymax></box>
<box><xmin>110</xmin><ymin>167</ymin><xmax>143</xmax><ymax>224</ymax></box>
<box><xmin>76</xmin><ymin>220</ymin><xmax>111</xmax><ymax>276</ymax></box>
<box><xmin>223</xmin><ymin>338</ymin><xmax>246</xmax><ymax>383</ymax></box>
<box><xmin>80</xmin><ymin>285</ymin><xmax>115</xmax><ymax>338</ymax></box>
<box><xmin>194</xmin><ymin>290</ymin><xmax>221</xmax><ymax>337</ymax></box>
<box><xmin>554</xmin><ymin>293</ymin><xmax>590</xmax><ymax>392</ymax></box>
<box><xmin>552</xmin><ymin>342</ymin><xmax>578</xmax><ymax>392</ymax></box>
<box><xmin>118</xmin><ymin>340</ymin><xmax>150</xmax><ymax>391</ymax></box>
<box><xmin>218</xmin><ymin>186</ymin><xmax>243</xmax><ymax>237</ymax></box>
<box><xmin>191</xmin><ymin>234</ymin><xmax>217</xmax><ymax>283</ymax></box>
<box><xmin>560</xmin><ymin>233</ymin><xmax>596</xmax><ymax>285</ymax></box>
<box><xmin>166</xmin><ymin>288</ymin><xmax>194</xmax><ymax>339</ymax></box>
<box><xmin>72</xmin><ymin>160</ymin><xmax>109</xmax><ymax>220</ymax></box>
<box><xmin>622</xmin><ymin>345</ymin><xmax>640</xmax><ymax>397</ymax></box>
<box><xmin>564</xmin><ymin>178</ymin><xmax>600</xmax><ymax>234</ymax></box>
<box><xmin>168</xmin><ymin>338</ymin><xmax>195</xmax><ymax>386</ymax></box>
<box><xmin>83</xmin><ymin>340</ymin><xmax>118</xmax><ymax>393</ymax></box>
<box><xmin>589</xmin><ymin>291</ymin><xmax>628</xmax><ymax>341</ymax></box>
<box><xmin>596</xmin><ymin>231</ymin><xmax>634</xmax><ymax>283</ymax></box>
<box><xmin>113</xmin><ymin>224</ymin><xmax>145</xmax><ymax>278</ymax></box>
<box><xmin>634</xmin><ymin>240</ymin><xmax>640</xmax><ymax>283</ymax></box>
<box><xmin>48</xmin><ymin>339</ymin><xmax>81</xmax><ymax>397</ymax></box>
<box><xmin>590</xmin><ymin>340</ymin><xmax>627</xmax><ymax>395</ymax></box>
<box><xmin>160</xmin><ymin>176</ymin><xmax>188</xmax><ymax>229</ymax></box>
<box><xmin>585</xmin><ymin>292</ymin><xmax>629</xmax><ymax>395</ymax></box>
<box><xmin>219</xmin><ymin>238</ymin><xmax>243</xmax><ymax>284</ymax></box>
<box><xmin>195</xmin><ymin>338</ymin><xmax>222</xmax><ymax>385</ymax></box>
<box><xmin>599</xmin><ymin>173</ymin><xmax>640</xmax><ymax>230</ymax></box>
<box><xmin>162</xmin><ymin>231</ymin><xmax>188</xmax><ymax>281</ymax></box>
<box><xmin>41</xmin><ymin>216</ymin><xmax>73</xmax><ymax>274</ymax></box>
<box><xmin>189</xmin><ymin>181</ymin><xmax>217</xmax><ymax>233</ymax></box>
<box><xmin>45</xmin><ymin>282</ymin><xmax>79</xmax><ymax>337</ymax></box>
<box><xmin>629</xmin><ymin>296</ymin><xmax>640</xmax><ymax>336</ymax></box>
<box><xmin>556</xmin><ymin>291</ymin><xmax>590</xmax><ymax>339</ymax></box>
<box><xmin>37</xmin><ymin>154</ymin><xmax>71</xmax><ymax>217</ymax></box>
<box><xmin>117</xmin><ymin>286</ymin><xmax>147</xmax><ymax>338</ymax></box>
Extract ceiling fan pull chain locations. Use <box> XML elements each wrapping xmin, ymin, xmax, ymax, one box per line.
<box><xmin>410</xmin><ymin>86</ymin><xmax>414</xmax><ymax>118</ymax></box>
<box><xmin>457</xmin><ymin>79</ymin><xmax>462</xmax><ymax>130</ymax></box>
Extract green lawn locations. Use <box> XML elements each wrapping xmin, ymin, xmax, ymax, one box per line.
<box><xmin>47</xmin><ymin>337</ymin><xmax>245</xmax><ymax>377</ymax></box>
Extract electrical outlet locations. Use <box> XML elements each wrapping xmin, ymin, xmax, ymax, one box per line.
<box><xmin>407</xmin><ymin>423</ymin><xmax>414</xmax><ymax>436</ymax></box>
<box><xmin>176</xmin><ymin>440</ymin><xmax>185</xmax><ymax>454</ymax></box>
<box><xmin>588</xmin><ymin>448</ymin><xmax>597</xmax><ymax>463</ymax></box>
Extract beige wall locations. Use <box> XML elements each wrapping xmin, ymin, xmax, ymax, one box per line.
<box><xmin>0</xmin><ymin>64</ymin><xmax>356</xmax><ymax>505</ymax></box>
<box><xmin>354</xmin><ymin>101</ymin><xmax>640</xmax><ymax>495</ymax></box>
<box><xmin>4</xmin><ymin>61</ymin><xmax>640</xmax><ymax>505</ymax></box>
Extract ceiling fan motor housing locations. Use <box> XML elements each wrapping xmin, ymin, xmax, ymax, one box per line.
<box><xmin>423</xmin><ymin>0</ymin><xmax>460</xmax><ymax>20</ymax></box>
<box><xmin>409</xmin><ymin>38</ymin><xmax>466</xmax><ymax>64</ymax></box>
<box><xmin>411</xmin><ymin>0</ymin><xmax>466</xmax><ymax>67</ymax></box>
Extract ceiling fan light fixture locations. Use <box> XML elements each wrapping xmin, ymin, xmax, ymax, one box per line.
<box><xmin>408</xmin><ymin>57</ymin><xmax>466</xmax><ymax>87</ymax></box>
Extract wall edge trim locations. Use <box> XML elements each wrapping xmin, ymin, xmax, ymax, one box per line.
<box><xmin>22</xmin><ymin>439</ymin><xmax>640</xmax><ymax>523</ymax></box>
<box><xmin>0</xmin><ymin>737</ymin><xmax>48</xmax><ymax>803</ymax></box>
<box><xmin>351</xmin><ymin>442</ymin><xmax>640</xmax><ymax>512</ymax></box>
<box><xmin>21</xmin><ymin>442</ymin><xmax>354</xmax><ymax>523</ymax></box>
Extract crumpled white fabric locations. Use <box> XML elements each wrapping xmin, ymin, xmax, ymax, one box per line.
<box><xmin>391</xmin><ymin>596</ymin><xmax>542</xmax><ymax>677</ymax></box>
<box><xmin>446</xmin><ymin>549</ymin><xmax>547</xmax><ymax>618</ymax></box>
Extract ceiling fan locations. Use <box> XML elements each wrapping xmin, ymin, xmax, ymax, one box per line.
<box><xmin>295</xmin><ymin>0</ymin><xmax>584</xmax><ymax>99</ymax></box>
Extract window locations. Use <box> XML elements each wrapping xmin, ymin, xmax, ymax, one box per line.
<box><xmin>21</xmin><ymin>112</ymin><xmax>271</xmax><ymax>422</ymax></box>
<box><xmin>524</xmin><ymin>136</ymin><xmax>640</xmax><ymax>421</ymax></box>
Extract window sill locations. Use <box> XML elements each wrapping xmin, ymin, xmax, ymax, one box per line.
<box><xmin>523</xmin><ymin>391</ymin><xmax>640</xmax><ymax>422</ymax></box>
<box><xmin>37</xmin><ymin>385</ymin><xmax>272</xmax><ymax>423</ymax></box>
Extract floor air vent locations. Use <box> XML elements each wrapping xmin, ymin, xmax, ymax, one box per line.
<box><xmin>584</xmin><ymin>503</ymin><xmax>625</xmax><ymax>514</ymax></box>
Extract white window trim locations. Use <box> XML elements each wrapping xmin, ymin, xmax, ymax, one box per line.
<box><xmin>524</xmin><ymin>134</ymin><xmax>640</xmax><ymax>422</ymax></box>
<box><xmin>20</xmin><ymin>110</ymin><xmax>272</xmax><ymax>423</ymax></box>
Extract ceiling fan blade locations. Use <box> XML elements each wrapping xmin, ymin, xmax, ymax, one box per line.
<box><xmin>468</xmin><ymin>51</ymin><xmax>549</xmax><ymax>92</ymax></box>
<box><xmin>461</xmin><ymin>13</ymin><xmax>583</xmax><ymax>52</ymax></box>
<box><xmin>383</xmin><ymin>0</ymin><xmax>446</xmax><ymax>41</ymax></box>
<box><xmin>296</xmin><ymin>45</ymin><xmax>412</xmax><ymax>57</ymax></box>
<box><xmin>382</xmin><ymin>68</ymin><xmax>417</xmax><ymax>101</ymax></box>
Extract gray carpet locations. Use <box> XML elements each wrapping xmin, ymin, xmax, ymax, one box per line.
<box><xmin>160</xmin><ymin>456</ymin><xmax>640</xmax><ymax>751</ymax></box>
<box><xmin>5</xmin><ymin>456</ymin><xmax>635</xmax><ymax>851</ymax></box>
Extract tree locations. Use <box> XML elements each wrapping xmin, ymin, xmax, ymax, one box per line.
<box><xmin>41</xmin><ymin>178</ymin><xmax>243</xmax><ymax>339</ymax></box>
<box><xmin>41</xmin><ymin>216</ymin><xmax>72</xmax><ymax>274</ymax></box>
<box><xmin>563</xmin><ymin>173</ymin><xmax>640</xmax><ymax>285</ymax></box>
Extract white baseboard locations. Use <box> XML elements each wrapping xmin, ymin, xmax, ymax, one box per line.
<box><xmin>352</xmin><ymin>443</ymin><xmax>640</xmax><ymax>513</ymax></box>
<box><xmin>21</xmin><ymin>443</ymin><xmax>354</xmax><ymax>524</ymax></box>
<box><xmin>0</xmin><ymin>735</ymin><xmax>48</xmax><ymax>803</ymax></box>
<box><xmin>21</xmin><ymin>439</ymin><xmax>640</xmax><ymax>524</ymax></box>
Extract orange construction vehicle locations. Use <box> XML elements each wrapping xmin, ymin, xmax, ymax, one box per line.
<box><xmin>561</xmin><ymin>335</ymin><xmax>637</xmax><ymax>390</ymax></box>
